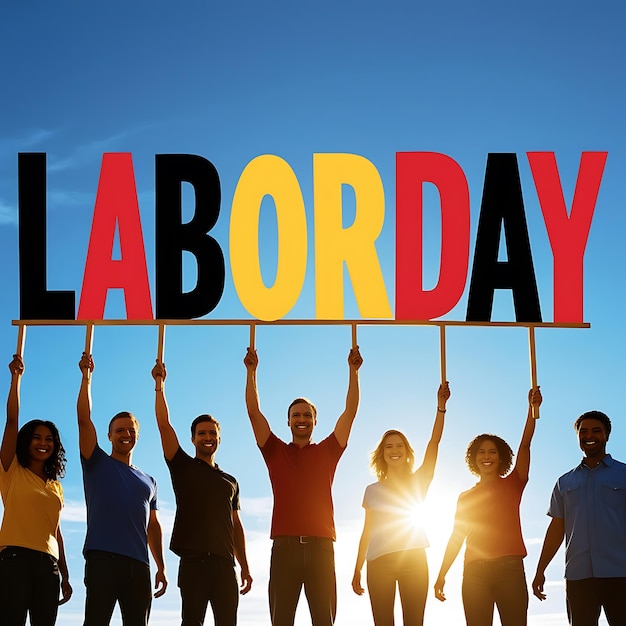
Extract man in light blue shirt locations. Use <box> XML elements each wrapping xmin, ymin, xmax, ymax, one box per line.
<box><xmin>532</xmin><ymin>410</ymin><xmax>626</xmax><ymax>625</ymax></box>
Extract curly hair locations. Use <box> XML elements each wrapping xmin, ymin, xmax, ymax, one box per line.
<box><xmin>465</xmin><ymin>433</ymin><xmax>513</xmax><ymax>477</ymax></box>
<box><xmin>370</xmin><ymin>429</ymin><xmax>416</xmax><ymax>481</ymax></box>
<box><xmin>16</xmin><ymin>419</ymin><xmax>66</xmax><ymax>480</ymax></box>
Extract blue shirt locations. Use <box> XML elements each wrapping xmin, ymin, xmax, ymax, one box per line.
<box><xmin>548</xmin><ymin>454</ymin><xmax>626</xmax><ymax>580</ymax></box>
<box><xmin>81</xmin><ymin>445</ymin><xmax>158</xmax><ymax>565</ymax></box>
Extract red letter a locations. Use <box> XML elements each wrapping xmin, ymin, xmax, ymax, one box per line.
<box><xmin>78</xmin><ymin>153</ymin><xmax>153</xmax><ymax>320</ymax></box>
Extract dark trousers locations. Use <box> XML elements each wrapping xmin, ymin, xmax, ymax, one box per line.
<box><xmin>366</xmin><ymin>548</ymin><xmax>428</xmax><ymax>626</ymax></box>
<box><xmin>83</xmin><ymin>550</ymin><xmax>152</xmax><ymax>626</ymax></box>
<box><xmin>0</xmin><ymin>546</ymin><xmax>60</xmax><ymax>626</ymax></box>
<box><xmin>269</xmin><ymin>536</ymin><xmax>336</xmax><ymax>626</ymax></box>
<box><xmin>566</xmin><ymin>577</ymin><xmax>626</xmax><ymax>625</ymax></box>
<box><xmin>178</xmin><ymin>552</ymin><xmax>239</xmax><ymax>626</ymax></box>
<box><xmin>462</xmin><ymin>556</ymin><xmax>528</xmax><ymax>626</ymax></box>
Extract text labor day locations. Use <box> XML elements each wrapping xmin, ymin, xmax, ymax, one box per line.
<box><xmin>16</xmin><ymin>151</ymin><xmax>607</xmax><ymax>323</ymax></box>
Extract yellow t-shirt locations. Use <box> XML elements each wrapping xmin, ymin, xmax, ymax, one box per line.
<box><xmin>0</xmin><ymin>456</ymin><xmax>64</xmax><ymax>558</ymax></box>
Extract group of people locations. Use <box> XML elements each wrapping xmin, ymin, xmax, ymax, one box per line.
<box><xmin>0</xmin><ymin>346</ymin><xmax>625</xmax><ymax>626</ymax></box>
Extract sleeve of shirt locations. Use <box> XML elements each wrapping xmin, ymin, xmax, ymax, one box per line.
<box><xmin>232</xmin><ymin>480</ymin><xmax>241</xmax><ymax>511</ymax></box>
<box><xmin>326</xmin><ymin>432</ymin><xmax>345</xmax><ymax>463</ymax></box>
<box><xmin>150</xmin><ymin>479</ymin><xmax>159</xmax><ymax>511</ymax></box>
<box><xmin>362</xmin><ymin>485</ymin><xmax>370</xmax><ymax>509</ymax></box>
<box><xmin>547</xmin><ymin>480</ymin><xmax>563</xmax><ymax>518</ymax></box>
<box><xmin>259</xmin><ymin>432</ymin><xmax>279</xmax><ymax>459</ymax></box>
<box><xmin>0</xmin><ymin>455</ymin><xmax>16</xmax><ymax>490</ymax></box>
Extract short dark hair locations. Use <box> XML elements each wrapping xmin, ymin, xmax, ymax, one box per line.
<box><xmin>287</xmin><ymin>397</ymin><xmax>317</xmax><ymax>419</ymax></box>
<box><xmin>16</xmin><ymin>419</ymin><xmax>66</xmax><ymax>480</ymax></box>
<box><xmin>574</xmin><ymin>410</ymin><xmax>611</xmax><ymax>437</ymax></box>
<box><xmin>191</xmin><ymin>414</ymin><xmax>220</xmax><ymax>437</ymax></box>
<box><xmin>108</xmin><ymin>411</ymin><xmax>139</xmax><ymax>434</ymax></box>
<box><xmin>465</xmin><ymin>433</ymin><xmax>513</xmax><ymax>477</ymax></box>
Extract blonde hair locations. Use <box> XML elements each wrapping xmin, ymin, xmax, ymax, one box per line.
<box><xmin>370</xmin><ymin>429</ymin><xmax>415</xmax><ymax>481</ymax></box>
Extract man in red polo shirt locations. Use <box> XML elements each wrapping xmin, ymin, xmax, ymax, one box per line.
<box><xmin>244</xmin><ymin>346</ymin><xmax>363</xmax><ymax>626</ymax></box>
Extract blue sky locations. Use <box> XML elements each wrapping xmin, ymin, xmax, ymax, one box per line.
<box><xmin>2</xmin><ymin>1</ymin><xmax>626</xmax><ymax>624</ymax></box>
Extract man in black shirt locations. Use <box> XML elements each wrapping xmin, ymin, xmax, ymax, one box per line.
<box><xmin>152</xmin><ymin>360</ymin><xmax>252</xmax><ymax>626</ymax></box>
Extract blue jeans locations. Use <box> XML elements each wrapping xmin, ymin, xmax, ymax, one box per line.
<box><xmin>178</xmin><ymin>552</ymin><xmax>239</xmax><ymax>626</ymax></box>
<box><xmin>269</xmin><ymin>536</ymin><xmax>336</xmax><ymax>626</ymax></box>
<box><xmin>0</xmin><ymin>546</ymin><xmax>60</xmax><ymax>626</ymax></box>
<box><xmin>83</xmin><ymin>550</ymin><xmax>151</xmax><ymax>626</ymax></box>
<box><xmin>366</xmin><ymin>548</ymin><xmax>428</xmax><ymax>626</ymax></box>
<box><xmin>462</xmin><ymin>556</ymin><xmax>528</xmax><ymax>626</ymax></box>
<box><xmin>566</xmin><ymin>577</ymin><xmax>626</xmax><ymax>625</ymax></box>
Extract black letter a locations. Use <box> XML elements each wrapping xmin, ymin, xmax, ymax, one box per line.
<box><xmin>466</xmin><ymin>153</ymin><xmax>542</xmax><ymax>322</ymax></box>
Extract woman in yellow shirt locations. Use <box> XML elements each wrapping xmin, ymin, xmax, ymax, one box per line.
<box><xmin>0</xmin><ymin>355</ymin><xmax>72</xmax><ymax>626</ymax></box>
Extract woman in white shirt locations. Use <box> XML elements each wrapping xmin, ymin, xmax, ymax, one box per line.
<box><xmin>352</xmin><ymin>382</ymin><xmax>450</xmax><ymax>626</ymax></box>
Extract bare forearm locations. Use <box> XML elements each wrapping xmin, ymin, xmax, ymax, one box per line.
<box><xmin>148</xmin><ymin>522</ymin><xmax>166</xmax><ymax>572</ymax></box>
<box><xmin>437</xmin><ymin>530</ymin><xmax>464</xmax><ymax>580</ymax></box>
<box><xmin>6</xmin><ymin>375</ymin><xmax>20</xmax><ymax>425</ymax></box>
<box><xmin>77</xmin><ymin>377</ymin><xmax>92</xmax><ymax>425</ymax></box>
<box><xmin>535</xmin><ymin>519</ymin><xmax>564</xmax><ymax>575</ymax></box>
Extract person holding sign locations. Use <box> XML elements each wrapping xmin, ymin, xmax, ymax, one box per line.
<box><xmin>244</xmin><ymin>345</ymin><xmax>363</xmax><ymax>626</ymax></box>
<box><xmin>434</xmin><ymin>387</ymin><xmax>542</xmax><ymax>626</ymax></box>
<box><xmin>532</xmin><ymin>410</ymin><xmax>626</xmax><ymax>625</ymax></box>
<box><xmin>151</xmin><ymin>359</ymin><xmax>252</xmax><ymax>626</ymax></box>
<box><xmin>77</xmin><ymin>353</ymin><xmax>167</xmax><ymax>626</ymax></box>
<box><xmin>351</xmin><ymin>382</ymin><xmax>450</xmax><ymax>626</ymax></box>
<box><xmin>0</xmin><ymin>354</ymin><xmax>72</xmax><ymax>625</ymax></box>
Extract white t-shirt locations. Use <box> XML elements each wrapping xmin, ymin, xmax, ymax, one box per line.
<box><xmin>363</xmin><ymin>472</ymin><xmax>430</xmax><ymax>562</ymax></box>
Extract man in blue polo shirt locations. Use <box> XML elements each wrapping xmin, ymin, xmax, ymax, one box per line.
<box><xmin>532</xmin><ymin>410</ymin><xmax>626</xmax><ymax>625</ymax></box>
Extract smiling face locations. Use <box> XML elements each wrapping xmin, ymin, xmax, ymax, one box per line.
<box><xmin>192</xmin><ymin>420</ymin><xmax>220</xmax><ymax>463</ymax></box>
<box><xmin>475</xmin><ymin>439</ymin><xmax>501</xmax><ymax>477</ymax></box>
<box><xmin>383</xmin><ymin>433</ymin><xmax>407</xmax><ymax>468</ymax></box>
<box><xmin>288</xmin><ymin>401</ymin><xmax>316</xmax><ymax>445</ymax></box>
<box><xmin>108</xmin><ymin>416</ymin><xmax>138</xmax><ymax>457</ymax></box>
<box><xmin>28</xmin><ymin>424</ymin><xmax>55</xmax><ymax>464</ymax></box>
<box><xmin>577</xmin><ymin>418</ymin><xmax>608</xmax><ymax>461</ymax></box>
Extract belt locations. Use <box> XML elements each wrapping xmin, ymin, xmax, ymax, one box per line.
<box><xmin>1</xmin><ymin>546</ymin><xmax>57</xmax><ymax>562</ymax></box>
<box><xmin>273</xmin><ymin>535</ymin><xmax>333</xmax><ymax>545</ymax></box>
<box><xmin>179</xmin><ymin>550</ymin><xmax>229</xmax><ymax>562</ymax></box>
<box><xmin>467</xmin><ymin>555</ymin><xmax>523</xmax><ymax>566</ymax></box>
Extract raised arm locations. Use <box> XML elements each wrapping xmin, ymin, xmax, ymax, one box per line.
<box><xmin>514</xmin><ymin>387</ymin><xmax>542</xmax><ymax>483</ymax></box>
<box><xmin>233</xmin><ymin>509</ymin><xmax>253</xmax><ymax>595</ymax></box>
<box><xmin>352</xmin><ymin>507</ymin><xmax>373</xmax><ymax>596</ymax></box>
<box><xmin>418</xmin><ymin>382</ymin><xmax>450</xmax><ymax>484</ymax></box>
<box><xmin>333</xmin><ymin>346</ymin><xmax>363</xmax><ymax>448</ymax></box>
<box><xmin>1</xmin><ymin>355</ymin><xmax>24</xmax><ymax>471</ymax></box>
<box><xmin>77</xmin><ymin>352</ymin><xmax>97</xmax><ymax>460</ymax></box>
<box><xmin>147</xmin><ymin>509</ymin><xmax>168</xmax><ymax>598</ymax></box>
<box><xmin>151</xmin><ymin>360</ymin><xmax>180</xmax><ymax>461</ymax></box>
<box><xmin>434</xmin><ymin>500</ymin><xmax>466</xmax><ymax>602</ymax></box>
<box><xmin>531</xmin><ymin>516</ymin><xmax>565</xmax><ymax>601</ymax></box>
<box><xmin>243</xmin><ymin>348</ymin><xmax>271</xmax><ymax>447</ymax></box>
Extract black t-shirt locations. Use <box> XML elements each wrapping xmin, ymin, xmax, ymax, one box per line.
<box><xmin>166</xmin><ymin>447</ymin><xmax>240</xmax><ymax>562</ymax></box>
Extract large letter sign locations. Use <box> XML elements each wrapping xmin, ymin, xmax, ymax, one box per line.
<box><xmin>17</xmin><ymin>150</ymin><xmax>607</xmax><ymax>323</ymax></box>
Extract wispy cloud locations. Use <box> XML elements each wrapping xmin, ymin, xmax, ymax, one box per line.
<box><xmin>48</xmin><ymin>123</ymin><xmax>160</xmax><ymax>173</ymax></box>
<box><xmin>61</xmin><ymin>500</ymin><xmax>87</xmax><ymax>523</ymax></box>
<box><xmin>0</xmin><ymin>200</ymin><xmax>17</xmax><ymax>225</ymax></box>
<box><xmin>0</xmin><ymin>128</ymin><xmax>58</xmax><ymax>155</ymax></box>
